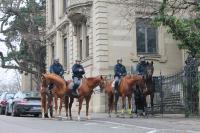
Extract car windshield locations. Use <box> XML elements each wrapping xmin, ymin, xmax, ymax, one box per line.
<box><xmin>23</xmin><ymin>92</ymin><xmax>40</xmax><ymax>98</ymax></box>
<box><xmin>5</xmin><ymin>93</ymin><xmax>14</xmax><ymax>100</ymax></box>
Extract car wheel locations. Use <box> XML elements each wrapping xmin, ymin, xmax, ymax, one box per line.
<box><xmin>11</xmin><ymin>104</ymin><xmax>19</xmax><ymax>117</ymax></box>
<box><xmin>5</xmin><ymin>105</ymin><xmax>10</xmax><ymax>116</ymax></box>
<box><xmin>34</xmin><ymin>114</ymin><xmax>40</xmax><ymax>117</ymax></box>
<box><xmin>0</xmin><ymin>106</ymin><xmax>3</xmax><ymax>115</ymax></box>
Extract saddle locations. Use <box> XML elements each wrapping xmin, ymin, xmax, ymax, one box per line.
<box><xmin>68</xmin><ymin>79</ymin><xmax>83</xmax><ymax>90</ymax></box>
<box><xmin>112</xmin><ymin>79</ymin><xmax>122</xmax><ymax>95</ymax></box>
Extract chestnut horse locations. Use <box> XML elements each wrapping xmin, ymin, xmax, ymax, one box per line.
<box><xmin>40</xmin><ymin>73</ymin><xmax>67</xmax><ymax>118</ymax></box>
<box><xmin>117</xmin><ymin>75</ymin><xmax>146</xmax><ymax>117</ymax></box>
<box><xmin>65</xmin><ymin>76</ymin><xmax>104</xmax><ymax>120</ymax></box>
<box><xmin>102</xmin><ymin>75</ymin><xmax>146</xmax><ymax>117</ymax></box>
<box><xmin>100</xmin><ymin>79</ymin><xmax>114</xmax><ymax>117</ymax></box>
<box><xmin>51</xmin><ymin>86</ymin><xmax>69</xmax><ymax>117</ymax></box>
<box><xmin>40</xmin><ymin>73</ymin><xmax>104</xmax><ymax>120</ymax></box>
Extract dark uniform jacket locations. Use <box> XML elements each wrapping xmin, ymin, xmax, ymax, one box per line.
<box><xmin>114</xmin><ymin>63</ymin><xmax>127</xmax><ymax>77</ymax></box>
<box><xmin>72</xmin><ymin>64</ymin><xmax>85</xmax><ymax>79</ymax></box>
<box><xmin>136</xmin><ymin>61</ymin><xmax>147</xmax><ymax>75</ymax></box>
<box><xmin>50</xmin><ymin>63</ymin><xmax>64</xmax><ymax>76</ymax></box>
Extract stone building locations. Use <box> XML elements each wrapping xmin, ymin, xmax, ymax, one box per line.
<box><xmin>45</xmin><ymin>0</ymin><xmax>186</xmax><ymax>112</ymax></box>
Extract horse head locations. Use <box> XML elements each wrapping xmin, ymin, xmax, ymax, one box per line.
<box><xmin>98</xmin><ymin>76</ymin><xmax>108</xmax><ymax>93</ymax></box>
<box><xmin>145</xmin><ymin>61</ymin><xmax>154</xmax><ymax>80</ymax></box>
<box><xmin>41</xmin><ymin>73</ymin><xmax>49</xmax><ymax>88</ymax></box>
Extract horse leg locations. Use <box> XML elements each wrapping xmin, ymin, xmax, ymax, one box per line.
<box><xmin>150</xmin><ymin>93</ymin><xmax>154</xmax><ymax>115</ymax></box>
<box><xmin>54</xmin><ymin>95</ymin><xmax>58</xmax><ymax>117</ymax></box>
<box><xmin>59</xmin><ymin>97</ymin><xmax>62</xmax><ymax>117</ymax></box>
<box><xmin>108</xmin><ymin>94</ymin><xmax>114</xmax><ymax>118</ymax></box>
<box><xmin>114</xmin><ymin>94</ymin><xmax>119</xmax><ymax>117</ymax></box>
<box><xmin>86</xmin><ymin>95</ymin><xmax>92</xmax><ymax>120</ymax></box>
<box><xmin>41</xmin><ymin>93</ymin><xmax>46</xmax><ymax>118</ymax></box>
<box><xmin>69</xmin><ymin>97</ymin><xmax>74</xmax><ymax>120</ymax></box>
<box><xmin>143</xmin><ymin>95</ymin><xmax>148</xmax><ymax>116</ymax></box>
<box><xmin>78</xmin><ymin>97</ymin><xmax>84</xmax><ymax>121</ymax></box>
<box><xmin>111</xmin><ymin>94</ymin><xmax>114</xmax><ymax>113</ymax></box>
<box><xmin>121</xmin><ymin>96</ymin><xmax>125</xmax><ymax>117</ymax></box>
<box><xmin>128</xmin><ymin>96</ymin><xmax>133</xmax><ymax>118</ymax></box>
<box><xmin>47</xmin><ymin>93</ymin><xmax>53</xmax><ymax>118</ymax></box>
<box><xmin>64</xmin><ymin>96</ymin><xmax>69</xmax><ymax>118</ymax></box>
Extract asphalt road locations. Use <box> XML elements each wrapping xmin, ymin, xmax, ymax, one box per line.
<box><xmin>0</xmin><ymin>114</ymin><xmax>200</xmax><ymax>133</ymax></box>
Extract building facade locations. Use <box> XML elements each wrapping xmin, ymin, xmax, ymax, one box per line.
<box><xmin>45</xmin><ymin>0</ymin><xmax>186</xmax><ymax>112</ymax></box>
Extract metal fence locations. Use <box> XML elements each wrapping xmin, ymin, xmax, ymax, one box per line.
<box><xmin>153</xmin><ymin>58</ymin><xmax>200</xmax><ymax>117</ymax></box>
<box><xmin>103</xmin><ymin>58</ymin><xmax>200</xmax><ymax>117</ymax></box>
<box><xmin>153</xmin><ymin>72</ymin><xmax>185</xmax><ymax>114</ymax></box>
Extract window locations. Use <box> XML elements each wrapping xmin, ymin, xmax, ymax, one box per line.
<box><xmin>80</xmin><ymin>40</ymin><xmax>82</xmax><ymax>60</ymax></box>
<box><xmin>86</xmin><ymin>36</ymin><xmax>89</xmax><ymax>57</ymax></box>
<box><xmin>63</xmin><ymin>38</ymin><xmax>68</xmax><ymax>69</ymax></box>
<box><xmin>51</xmin><ymin>0</ymin><xmax>55</xmax><ymax>23</ymax></box>
<box><xmin>77</xmin><ymin>23</ymin><xmax>89</xmax><ymax>60</ymax></box>
<box><xmin>136</xmin><ymin>18</ymin><xmax>158</xmax><ymax>54</ymax></box>
<box><xmin>63</xmin><ymin>0</ymin><xmax>68</xmax><ymax>13</ymax></box>
<box><xmin>51</xmin><ymin>44</ymin><xmax>55</xmax><ymax>61</ymax></box>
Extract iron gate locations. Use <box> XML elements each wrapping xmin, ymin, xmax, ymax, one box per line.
<box><xmin>153</xmin><ymin>58</ymin><xmax>200</xmax><ymax>117</ymax></box>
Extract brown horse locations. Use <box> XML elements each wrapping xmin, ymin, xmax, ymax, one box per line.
<box><xmin>100</xmin><ymin>78</ymin><xmax>114</xmax><ymax>117</ymax></box>
<box><xmin>40</xmin><ymin>73</ymin><xmax>104</xmax><ymax>120</ymax></box>
<box><xmin>143</xmin><ymin>61</ymin><xmax>154</xmax><ymax>114</ymax></box>
<box><xmin>51</xmin><ymin>86</ymin><xmax>69</xmax><ymax>117</ymax></box>
<box><xmin>40</xmin><ymin>73</ymin><xmax>67</xmax><ymax>118</ymax></box>
<box><xmin>101</xmin><ymin>75</ymin><xmax>146</xmax><ymax>117</ymax></box>
<box><xmin>66</xmin><ymin>76</ymin><xmax>104</xmax><ymax>120</ymax></box>
<box><xmin>117</xmin><ymin>75</ymin><xmax>146</xmax><ymax>117</ymax></box>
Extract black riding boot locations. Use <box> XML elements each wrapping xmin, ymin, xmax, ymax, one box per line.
<box><xmin>114</xmin><ymin>81</ymin><xmax>119</xmax><ymax>94</ymax></box>
<box><xmin>72</xmin><ymin>84</ymin><xmax>78</xmax><ymax>97</ymax></box>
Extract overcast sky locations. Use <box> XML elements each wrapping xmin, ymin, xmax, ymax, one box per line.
<box><xmin>0</xmin><ymin>40</ymin><xmax>21</xmax><ymax>87</ymax></box>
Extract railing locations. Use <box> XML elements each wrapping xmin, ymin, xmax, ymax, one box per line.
<box><xmin>153</xmin><ymin>58</ymin><xmax>200</xmax><ymax>117</ymax></box>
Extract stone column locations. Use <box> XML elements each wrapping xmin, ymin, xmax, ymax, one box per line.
<box><xmin>56</xmin><ymin>31</ymin><xmax>64</xmax><ymax>65</ymax></box>
<box><xmin>46</xmin><ymin>42</ymin><xmax>52</xmax><ymax>68</ymax></box>
<box><xmin>82</xmin><ymin>23</ymin><xmax>87</xmax><ymax>59</ymax></box>
<box><xmin>47</xmin><ymin>0</ymin><xmax>52</xmax><ymax>27</ymax></box>
<box><xmin>92</xmin><ymin>0</ymin><xmax>109</xmax><ymax>113</ymax></box>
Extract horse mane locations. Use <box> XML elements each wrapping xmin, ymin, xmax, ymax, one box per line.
<box><xmin>122</xmin><ymin>75</ymin><xmax>142</xmax><ymax>88</ymax></box>
<box><xmin>43</xmin><ymin>73</ymin><xmax>66</xmax><ymax>86</ymax></box>
<box><xmin>86</xmin><ymin>76</ymin><xmax>102</xmax><ymax>88</ymax></box>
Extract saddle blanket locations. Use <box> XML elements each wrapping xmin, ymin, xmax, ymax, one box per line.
<box><xmin>111</xmin><ymin>79</ymin><xmax>122</xmax><ymax>88</ymax></box>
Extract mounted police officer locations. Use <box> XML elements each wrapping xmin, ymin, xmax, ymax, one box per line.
<box><xmin>72</xmin><ymin>59</ymin><xmax>85</xmax><ymax>97</ymax></box>
<box><xmin>48</xmin><ymin>58</ymin><xmax>64</xmax><ymax>92</ymax></box>
<box><xmin>114</xmin><ymin>58</ymin><xmax>127</xmax><ymax>94</ymax></box>
<box><xmin>136</xmin><ymin>55</ymin><xmax>147</xmax><ymax>76</ymax></box>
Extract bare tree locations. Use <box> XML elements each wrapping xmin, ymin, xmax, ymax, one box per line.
<box><xmin>0</xmin><ymin>0</ymin><xmax>46</xmax><ymax>90</ymax></box>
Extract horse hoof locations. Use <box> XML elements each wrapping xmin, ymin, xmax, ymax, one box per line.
<box><xmin>108</xmin><ymin>114</ymin><xmax>111</xmax><ymax>118</ymax></box>
<box><xmin>116</xmin><ymin>114</ymin><xmax>119</xmax><ymax>118</ymax></box>
<box><xmin>77</xmin><ymin>115</ymin><xmax>80</xmax><ymax>121</ymax></box>
<box><xmin>44</xmin><ymin>114</ymin><xmax>49</xmax><ymax>118</ymax></box>
<box><xmin>70</xmin><ymin>117</ymin><xmax>73</xmax><ymax>120</ymax></box>
<box><xmin>87</xmin><ymin>116</ymin><xmax>91</xmax><ymax>120</ymax></box>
